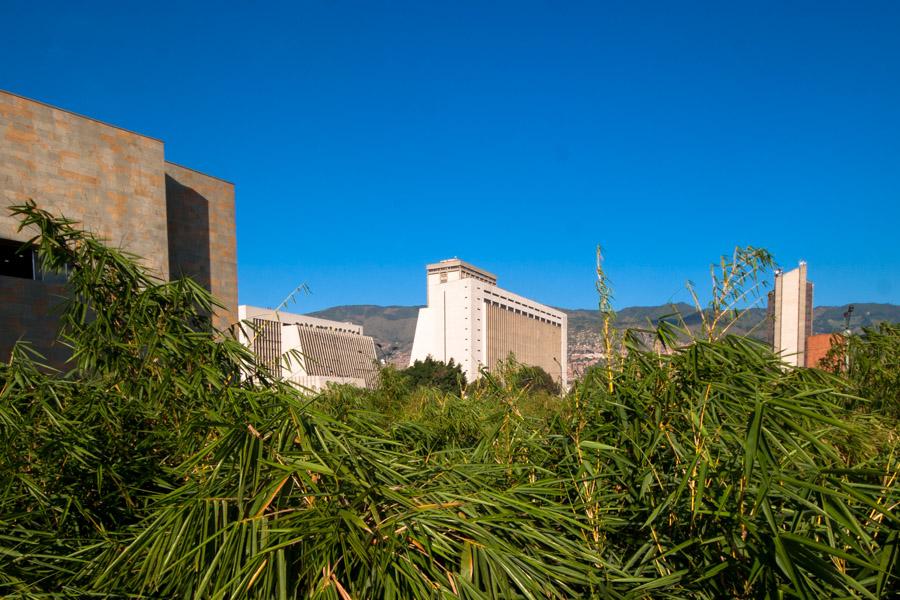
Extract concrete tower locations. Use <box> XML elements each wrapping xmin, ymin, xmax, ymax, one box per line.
<box><xmin>767</xmin><ymin>262</ymin><xmax>814</xmax><ymax>367</ymax></box>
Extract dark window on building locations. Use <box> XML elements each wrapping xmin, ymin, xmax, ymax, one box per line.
<box><xmin>0</xmin><ymin>239</ymin><xmax>71</xmax><ymax>283</ymax></box>
<box><xmin>0</xmin><ymin>238</ymin><xmax>34</xmax><ymax>279</ymax></box>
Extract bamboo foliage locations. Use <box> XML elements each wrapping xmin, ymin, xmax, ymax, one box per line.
<box><xmin>1</xmin><ymin>203</ymin><xmax>898</xmax><ymax>598</ymax></box>
<box><xmin>688</xmin><ymin>246</ymin><xmax>775</xmax><ymax>341</ymax></box>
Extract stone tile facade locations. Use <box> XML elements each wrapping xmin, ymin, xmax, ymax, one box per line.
<box><xmin>0</xmin><ymin>90</ymin><xmax>237</xmax><ymax>362</ymax></box>
<box><xmin>0</xmin><ymin>278</ymin><xmax>69</xmax><ymax>365</ymax></box>
<box><xmin>165</xmin><ymin>163</ymin><xmax>237</xmax><ymax>331</ymax></box>
<box><xmin>0</xmin><ymin>91</ymin><xmax>169</xmax><ymax>275</ymax></box>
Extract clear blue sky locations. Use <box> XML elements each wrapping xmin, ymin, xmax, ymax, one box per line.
<box><xmin>2</xmin><ymin>1</ymin><xmax>898</xmax><ymax>310</ymax></box>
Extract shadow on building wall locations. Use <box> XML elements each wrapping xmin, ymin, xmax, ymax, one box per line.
<box><xmin>165</xmin><ymin>174</ymin><xmax>211</xmax><ymax>292</ymax></box>
<box><xmin>0</xmin><ymin>278</ymin><xmax>69</xmax><ymax>366</ymax></box>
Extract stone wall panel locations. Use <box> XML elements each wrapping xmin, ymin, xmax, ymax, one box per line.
<box><xmin>1</xmin><ymin>90</ymin><xmax>238</xmax><ymax>362</ymax></box>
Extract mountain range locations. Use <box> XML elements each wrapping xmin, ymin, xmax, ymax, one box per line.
<box><xmin>308</xmin><ymin>303</ymin><xmax>899</xmax><ymax>371</ymax></box>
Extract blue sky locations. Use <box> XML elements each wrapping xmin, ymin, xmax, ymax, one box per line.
<box><xmin>2</xmin><ymin>1</ymin><xmax>898</xmax><ymax>310</ymax></box>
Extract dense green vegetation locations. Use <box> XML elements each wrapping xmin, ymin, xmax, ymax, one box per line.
<box><xmin>820</xmin><ymin>322</ymin><xmax>900</xmax><ymax>419</ymax></box>
<box><xmin>403</xmin><ymin>357</ymin><xmax>468</xmax><ymax>394</ymax></box>
<box><xmin>1</xmin><ymin>203</ymin><xmax>898</xmax><ymax>598</ymax></box>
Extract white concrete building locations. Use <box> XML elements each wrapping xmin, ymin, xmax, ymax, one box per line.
<box><xmin>410</xmin><ymin>259</ymin><xmax>567</xmax><ymax>388</ymax></box>
<box><xmin>239</xmin><ymin>305</ymin><xmax>378</xmax><ymax>391</ymax></box>
<box><xmin>766</xmin><ymin>262</ymin><xmax>814</xmax><ymax>367</ymax></box>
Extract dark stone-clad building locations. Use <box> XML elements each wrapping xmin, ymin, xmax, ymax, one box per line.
<box><xmin>0</xmin><ymin>90</ymin><xmax>237</xmax><ymax>363</ymax></box>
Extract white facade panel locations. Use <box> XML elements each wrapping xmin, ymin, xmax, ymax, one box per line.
<box><xmin>779</xmin><ymin>268</ymin><xmax>801</xmax><ymax>365</ymax></box>
<box><xmin>769</xmin><ymin>263</ymin><xmax>813</xmax><ymax>367</ymax></box>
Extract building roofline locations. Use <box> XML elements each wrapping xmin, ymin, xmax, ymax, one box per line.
<box><xmin>479</xmin><ymin>282</ymin><xmax>566</xmax><ymax>320</ymax></box>
<box><xmin>238</xmin><ymin>305</ymin><xmax>363</xmax><ymax>332</ymax></box>
<box><xmin>165</xmin><ymin>160</ymin><xmax>235</xmax><ymax>185</ymax></box>
<box><xmin>0</xmin><ymin>91</ymin><xmax>235</xmax><ymax>185</ymax></box>
<box><xmin>436</xmin><ymin>277</ymin><xmax>566</xmax><ymax>321</ymax></box>
<box><xmin>1</xmin><ymin>89</ymin><xmax>164</xmax><ymax>143</ymax></box>
<box><xmin>426</xmin><ymin>258</ymin><xmax>497</xmax><ymax>281</ymax></box>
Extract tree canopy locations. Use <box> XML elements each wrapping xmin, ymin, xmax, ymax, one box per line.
<box><xmin>402</xmin><ymin>356</ymin><xmax>467</xmax><ymax>393</ymax></box>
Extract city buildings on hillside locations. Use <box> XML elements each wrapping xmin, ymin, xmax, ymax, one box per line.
<box><xmin>410</xmin><ymin>258</ymin><xmax>568</xmax><ymax>388</ymax></box>
<box><xmin>239</xmin><ymin>305</ymin><xmax>379</xmax><ymax>390</ymax></box>
<box><xmin>766</xmin><ymin>262</ymin><xmax>814</xmax><ymax>367</ymax></box>
<box><xmin>0</xmin><ymin>90</ymin><xmax>237</xmax><ymax>363</ymax></box>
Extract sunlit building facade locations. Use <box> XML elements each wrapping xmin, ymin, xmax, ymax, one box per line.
<box><xmin>239</xmin><ymin>305</ymin><xmax>378</xmax><ymax>390</ymax></box>
<box><xmin>0</xmin><ymin>90</ymin><xmax>237</xmax><ymax>364</ymax></box>
<box><xmin>410</xmin><ymin>259</ymin><xmax>567</xmax><ymax>388</ymax></box>
<box><xmin>766</xmin><ymin>262</ymin><xmax>814</xmax><ymax>367</ymax></box>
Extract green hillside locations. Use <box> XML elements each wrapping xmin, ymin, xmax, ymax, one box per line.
<box><xmin>812</xmin><ymin>303</ymin><xmax>900</xmax><ymax>334</ymax></box>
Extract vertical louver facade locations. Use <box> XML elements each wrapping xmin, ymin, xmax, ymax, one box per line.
<box><xmin>239</xmin><ymin>306</ymin><xmax>378</xmax><ymax>391</ymax></box>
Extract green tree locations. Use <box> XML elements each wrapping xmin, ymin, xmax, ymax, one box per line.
<box><xmin>402</xmin><ymin>356</ymin><xmax>466</xmax><ymax>393</ymax></box>
<box><xmin>506</xmin><ymin>363</ymin><xmax>560</xmax><ymax>395</ymax></box>
<box><xmin>822</xmin><ymin>322</ymin><xmax>900</xmax><ymax>417</ymax></box>
<box><xmin>472</xmin><ymin>355</ymin><xmax>561</xmax><ymax>396</ymax></box>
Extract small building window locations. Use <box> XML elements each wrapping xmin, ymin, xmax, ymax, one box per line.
<box><xmin>0</xmin><ymin>239</ymin><xmax>34</xmax><ymax>279</ymax></box>
<box><xmin>0</xmin><ymin>239</ymin><xmax>70</xmax><ymax>283</ymax></box>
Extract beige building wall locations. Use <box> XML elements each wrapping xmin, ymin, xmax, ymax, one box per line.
<box><xmin>484</xmin><ymin>301</ymin><xmax>563</xmax><ymax>381</ymax></box>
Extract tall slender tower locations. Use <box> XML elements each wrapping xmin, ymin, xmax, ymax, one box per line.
<box><xmin>767</xmin><ymin>262</ymin><xmax>814</xmax><ymax>367</ymax></box>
